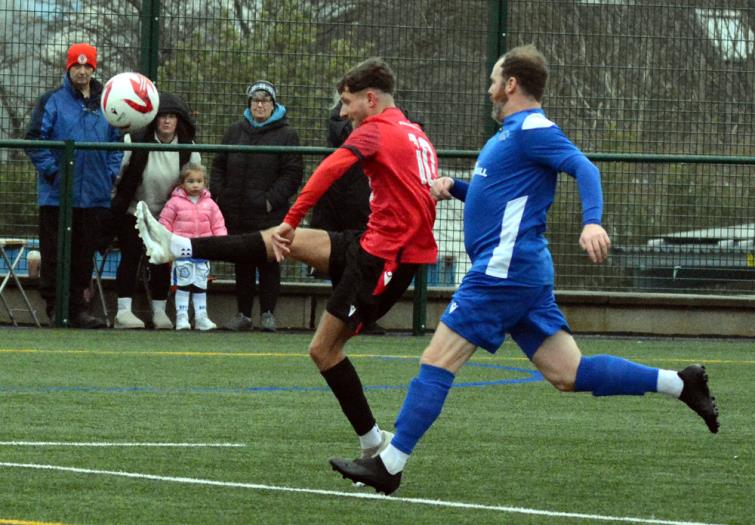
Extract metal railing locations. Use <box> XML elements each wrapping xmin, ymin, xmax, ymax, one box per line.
<box><xmin>3</xmin><ymin>139</ymin><xmax>754</xmax><ymax>330</ymax></box>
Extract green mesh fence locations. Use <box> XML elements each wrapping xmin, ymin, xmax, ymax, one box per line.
<box><xmin>1</xmin><ymin>0</ymin><xmax>753</xmax><ymax>297</ymax></box>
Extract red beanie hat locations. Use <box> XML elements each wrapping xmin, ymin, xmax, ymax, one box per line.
<box><xmin>66</xmin><ymin>43</ymin><xmax>97</xmax><ymax>70</ymax></box>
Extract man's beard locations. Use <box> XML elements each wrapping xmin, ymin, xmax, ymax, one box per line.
<box><xmin>490</xmin><ymin>92</ymin><xmax>508</xmax><ymax>124</ymax></box>
<box><xmin>490</xmin><ymin>104</ymin><xmax>503</xmax><ymax>124</ymax></box>
<box><xmin>490</xmin><ymin>102</ymin><xmax>506</xmax><ymax>123</ymax></box>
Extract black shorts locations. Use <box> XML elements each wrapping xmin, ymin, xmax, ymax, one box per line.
<box><xmin>327</xmin><ymin>230</ymin><xmax>419</xmax><ymax>333</ymax></box>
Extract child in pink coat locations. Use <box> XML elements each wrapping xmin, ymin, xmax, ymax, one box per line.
<box><xmin>159</xmin><ymin>163</ymin><xmax>227</xmax><ymax>330</ymax></box>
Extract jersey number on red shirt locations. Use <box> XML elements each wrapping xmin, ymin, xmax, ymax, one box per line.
<box><xmin>408</xmin><ymin>133</ymin><xmax>437</xmax><ymax>186</ymax></box>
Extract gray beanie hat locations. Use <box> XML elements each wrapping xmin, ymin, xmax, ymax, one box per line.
<box><xmin>246</xmin><ymin>80</ymin><xmax>277</xmax><ymax>105</ymax></box>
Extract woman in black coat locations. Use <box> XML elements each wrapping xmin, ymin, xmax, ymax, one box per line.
<box><xmin>110</xmin><ymin>92</ymin><xmax>199</xmax><ymax>329</ymax></box>
<box><xmin>211</xmin><ymin>80</ymin><xmax>303</xmax><ymax>332</ymax></box>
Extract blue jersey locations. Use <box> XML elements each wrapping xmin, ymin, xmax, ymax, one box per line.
<box><xmin>461</xmin><ymin>108</ymin><xmax>602</xmax><ymax>286</ymax></box>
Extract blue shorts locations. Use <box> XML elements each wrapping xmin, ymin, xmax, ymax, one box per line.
<box><xmin>440</xmin><ymin>272</ymin><xmax>570</xmax><ymax>359</ymax></box>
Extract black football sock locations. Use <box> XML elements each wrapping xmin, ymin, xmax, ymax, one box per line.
<box><xmin>321</xmin><ymin>357</ymin><xmax>376</xmax><ymax>436</ymax></box>
<box><xmin>192</xmin><ymin>231</ymin><xmax>267</xmax><ymax>264</ymax></box>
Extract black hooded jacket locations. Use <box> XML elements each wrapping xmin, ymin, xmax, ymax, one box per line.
<box><xmin>310</xmin><ymin>103</ymin><xmax>422</xmax><ymax>232</ymax></box>
<box><xmin>110</xmin><ymin>92</ymin><xmax>197</xmax><ymax>216</ymax></box>
<box><xmin>210</xmin><ymin>113</ymin><xmax>303</xmax><ymax>231</ymax></box>
<box><xmin>309</xmin><ymin>105</ymin><xmax>371</xmax><ymax>232</ymax></box>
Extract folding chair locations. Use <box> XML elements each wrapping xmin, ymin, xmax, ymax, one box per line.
<box><xmin>92</xmin><ymin>244</ymin><xmax>153</xmax><ymax>327</ymax></box>
<box><xmin>0</xmin><ymin>239</ymin><xmax>42</xmax><ymax>327</ymax></box>
<box><xmin>92</xmin><ymin>245</ymin><xmax>117</xmax><ymax>327</ymax></box>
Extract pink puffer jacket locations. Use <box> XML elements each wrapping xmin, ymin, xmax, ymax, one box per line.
<box><xmin>159</xmin><ymin>187</ymin><xmax>227</xmax><ymax>239</ymax></box>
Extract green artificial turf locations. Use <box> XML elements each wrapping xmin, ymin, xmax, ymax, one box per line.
<box><xmin>0</xmin><ymin>329</ymin><xmax>751</xmax><ymax>524</ymax></box>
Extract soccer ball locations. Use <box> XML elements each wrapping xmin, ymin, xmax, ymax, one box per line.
<box><xmin>101</xmin><ymin>72</ymin><xmax>159</xmax><ymax>131</ymax></box>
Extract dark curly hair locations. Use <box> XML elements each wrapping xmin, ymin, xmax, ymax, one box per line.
<box><xmin>337</xmin><ymin>57</ymin><xmax>396</xmax><ymax>95</ymax></box>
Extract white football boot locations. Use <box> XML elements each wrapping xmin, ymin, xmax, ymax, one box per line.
<box><xmin>135</xmin><ymin>201</ymin><xmax>174</xmax><ymax>265</ymax></box>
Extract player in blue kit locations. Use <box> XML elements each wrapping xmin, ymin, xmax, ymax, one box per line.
<box><xmin>330</xmin><ymin>44</ymin><xmax>719</xmax><ymax>495</ymax></box>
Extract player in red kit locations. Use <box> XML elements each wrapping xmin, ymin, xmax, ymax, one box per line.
<box><xmin>136</xmin><ymin>57</ymin><xmax>438</xmax><ymax>460</ymax></box>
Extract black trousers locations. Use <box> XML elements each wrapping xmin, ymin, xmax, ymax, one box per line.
<box><xmin>115</xmin><ymin>214</ymin><xmax>170</xmax><ymax>300</ymax></box>
<box><xmin>234</xmin><ymin>259</ymin><xmax>280</xmax><ymax>316</ymax></box>
<box><xmin>228</xmin><ymin>224</ymin><xmax>280</xmax><ymax>317</ymax></box>
<box><xmin>39</xmin><ymin>206</ymin><xmax>105</xmax><ymax>316</ymax></box>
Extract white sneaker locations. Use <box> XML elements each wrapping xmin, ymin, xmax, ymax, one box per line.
<box><xmin>361</xmin><ymin>430</ymin><xmax>394</xmax><ymax>459</ymax></box>
<box><xmin>195</xmin><ymin>316</ymin><xmax>217</xmax><ymax>331</ymax></box>
<box><xmin>135</xmin><ymin>201</ymin><xmax>174</xmax><ymax>264</ymax></box>
<box><xmin>114</xmin><ymin>310</ymin><xmax>145</xmax><ymax>329</ymax></box>
<box><xmin>175</xmin><ymin>314</ymin><xmax>191</xmax><ymax>331</ymax></box>
<box><xmin>223</xmin><ymin>312</ymin><xmax>252</xmax><ymax>331</ymax></box>
<box><xmin>152</xmin><ymin>309</ymin><xmax>173</xmax><ymax>330</ymax></box>
<box><xmin>260</xmin><ymin>311</ymin><xmax>277</xmax><ymax>332</ymax></box>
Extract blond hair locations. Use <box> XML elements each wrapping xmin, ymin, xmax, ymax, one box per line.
<box><xmin>178</xmin><ymin>162</ymin><xmax>208</xmax><ymax>185</ymax></box>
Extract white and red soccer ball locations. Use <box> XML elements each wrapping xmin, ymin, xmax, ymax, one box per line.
<box><xmin>101</xmin><ymin>72</ymin><xmax>159</xmax><ymax>132</ymax></box>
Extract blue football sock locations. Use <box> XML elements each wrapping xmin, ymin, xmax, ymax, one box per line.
<box><xmin>575</xmin><ymin>354</ymin><xmax>659</xmax><ymax>396</ymax></box>
<box><xmin>392</xmin><ymin>364</ymin><xmax>455</xmax><ymax>455</ymax></box>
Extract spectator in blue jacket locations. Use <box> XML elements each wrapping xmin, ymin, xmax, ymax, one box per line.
<box><xmin>25</xmin><ymin>42</ymin><xmax>123</xmax><ymax>328</ymax></box>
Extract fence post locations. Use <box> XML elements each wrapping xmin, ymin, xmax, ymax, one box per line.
<box><xmin>486</xmin><ymin>0</ymin><xmax>508</xmax><ymax>136</ymax></box>
<box><xmin>54</xmin><ymin>140</ymin><xmax>75</xmax><ymax>327</ymax></box>
<box><xmin>412</xmin><ymin>265</ymin><xmax>428</xmax><ymax>335</ymax></box>
<box><xmin>139</xmin><ymin>0</ymin><xmax>161</xmax><ymax>80</ymax></box>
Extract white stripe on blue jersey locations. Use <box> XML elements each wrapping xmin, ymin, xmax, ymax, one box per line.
<box><xmin>463</xmin><ymin>108</ymin><xmax>602</xmax><ymax>285</ymax></box>
<box><xmin>485</xmin><ymin>195</ymin><xmax>527</xmax><ymax>278</ymax></box>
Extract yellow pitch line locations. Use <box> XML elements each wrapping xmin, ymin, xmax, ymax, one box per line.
<box><xmin>0</xmin><ymin>349</ymin><xmax>415</xmax><ymax>359</ymax></box>
<box><xmin>0</xmin><ymin>348</ymin><xmax>752</xmax><ymax>365</ymax></box>
<box><xmin>0</xmin><ymin>520</ymin><xmax>72</xmax><ymax>525</ymax></box>
<box><xmin>0</xmin><ymin>349</ymin><xmax>307</xmax><ymax>357</ymax></box>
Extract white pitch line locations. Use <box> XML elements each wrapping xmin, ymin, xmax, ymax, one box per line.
<box><xmin>0</xmin><ymin>462</ymin><xmax>724</xmax><ymax>525</ymax></box>
<box><xmin>0</xmin><ymin>441</ymin><xmax>245</xmax><ymax>448</ymax></box>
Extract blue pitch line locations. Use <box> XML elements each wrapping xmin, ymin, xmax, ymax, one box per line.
<box><xmin>0</xmin><ymin>358</ymin><xmax>543</xmax><ymax>395</ymax></box>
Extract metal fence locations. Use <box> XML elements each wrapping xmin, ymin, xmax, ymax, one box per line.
<box><xmin>1</xmin><ymin>0</ymin><xmax>754</xmax><ymax>299</ymax></box>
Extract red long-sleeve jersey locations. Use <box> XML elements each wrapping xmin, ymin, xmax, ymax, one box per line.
<box><xmin>285</xmin><ymin>107</ymin><xmax>438</xmax><ymax>264</ymax></box>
